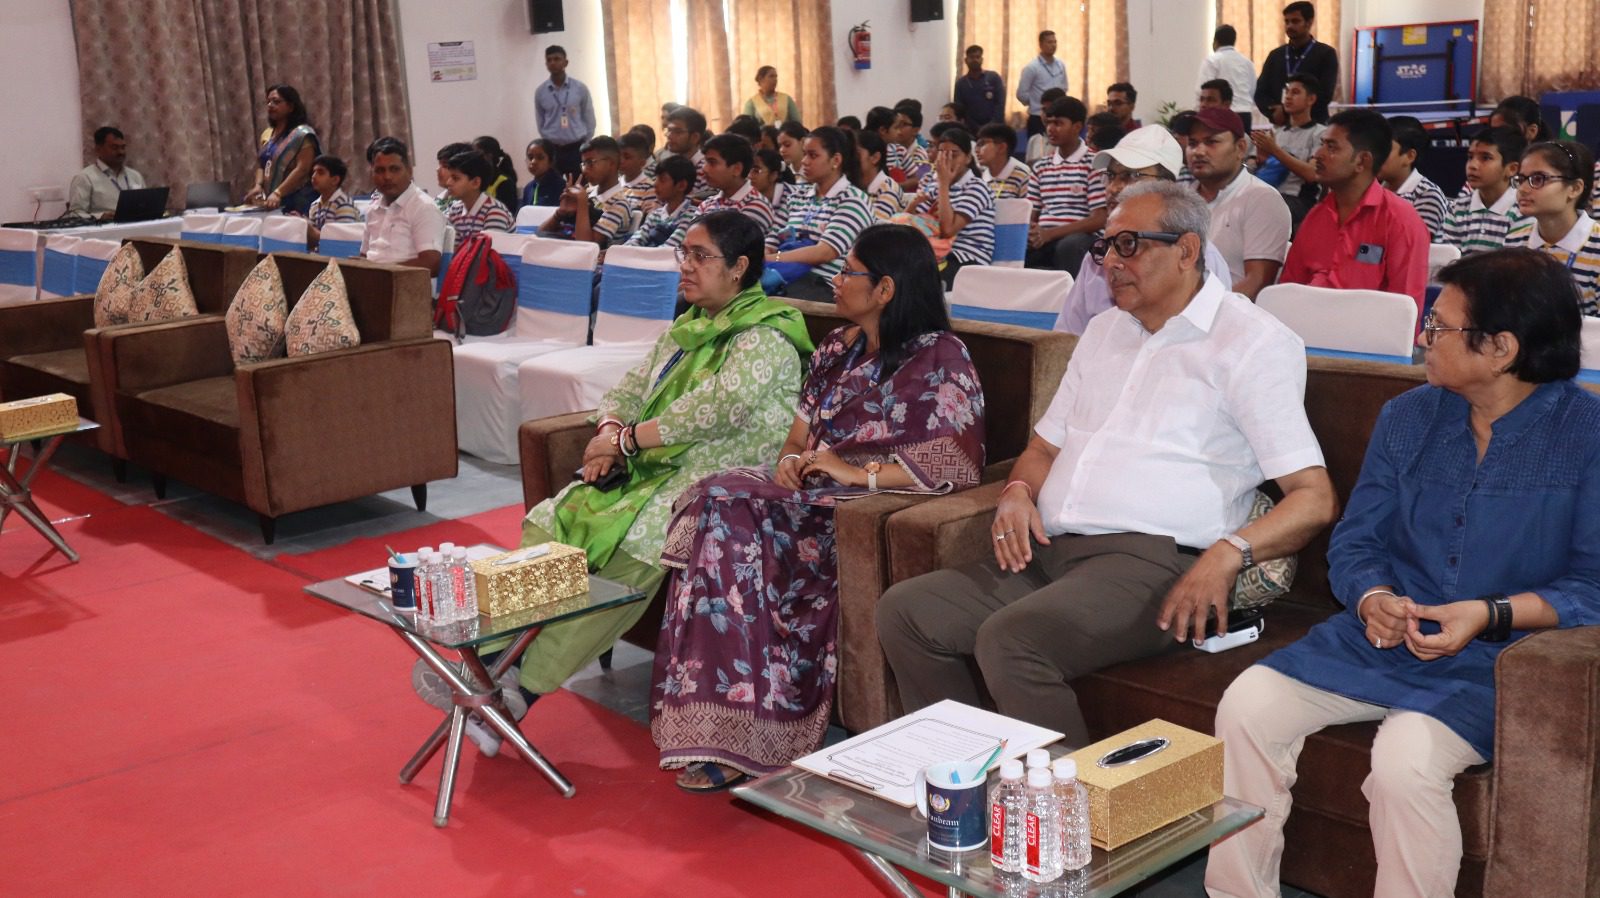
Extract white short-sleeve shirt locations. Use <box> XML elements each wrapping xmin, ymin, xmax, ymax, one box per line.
<box><xmin>1034</xmin><ymin>273</ymin><xmax>1325</xmax><ymax>548</ymax></box>
<box><xmin>1204</xmin><ymin>168</ymin><xmax>1292</xmax><ymax>286</ymax></box>
<box><xmin>363</xmin><ymin>182</ymin><xmax>448</xmax><ymax>264</ymax></box>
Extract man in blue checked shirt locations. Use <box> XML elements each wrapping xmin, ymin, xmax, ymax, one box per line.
<box><xmin>535</xmin><ymin>45</ymin><xmax>596</xmax><ymax>180</ymax></box>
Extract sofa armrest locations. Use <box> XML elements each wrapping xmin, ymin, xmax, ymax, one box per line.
<box><xmin>102</xmin><ymin>316</ymin><xmax>233</xmax><ymax>394</ymax></box>
<box><xmin>1485</xmin><ymin>625</ymin><xmax>1600</xmax><ymax>895</ymax></box>
<box><xmin>0</xmin><ymin>295</ymin><xmax>93</xmax><ymax>360</ymax></box>
<box><xmin>518</xmin><ymin>411</ymin><xmax>599</xmax><ymax>510</ymax></box>
<box><xmin>885</xmin><ymin>479</ymin><xmax>1011</xmax><ymax>584</ymax></box>
<box><xmin>234</xmin><ymin>337</ymin><xmax>458</xmax><ymax>517</ymax></box>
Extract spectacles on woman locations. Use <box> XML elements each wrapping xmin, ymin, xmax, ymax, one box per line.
<box><xmin>831</xmin><ymin>267</ymin><xmax>874</xmax><ymax>283</ymax></box>
<box><xmin>1509</xmin><ymin>172</ymin><xmax>1575</xmax><ymax>190</ymax></box>
<box><xmin>1420</xmin><ymin>311</ymin><xmax>1483</xmax><ymax>347</ymax></box>
<box><xmin>674</xmin><ymin>246</ymin><xmax>726</xmax><ymax>267</ymax></box>
<box><xmin>1088</xmin><ymin>230</ymin><xmax>1183</xmax><ymax>264</ymax></box>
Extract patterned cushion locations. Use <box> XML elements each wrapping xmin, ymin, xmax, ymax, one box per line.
<box><xmin>224</xmin><ymin>256</ymin><xmax>288</xmax><ymax>364</ymax></box>
<box><xmin>285</xmin><ymin>259</ymin><xmax>361</xmax><ymax>356</ymax></box>
<box><xmin>92</xmin><ymin>243</ymin><xmax>144</xmax><ymax>328</ymax></box>
<box><xmin>126</xmin><ymin>248</ymin><xmax>200</xmax><ymax>323</ymax></box>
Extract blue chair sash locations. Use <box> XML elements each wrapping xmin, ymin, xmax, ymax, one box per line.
<box><xmin>518</xmin><ymin>262</ymin><xmax>592</xmax><ymax>316</ymax></box>
<box><xmin>0</xmin><ymin>248</ymin><xmax>36</xmax><ymax>287</ymax></box>
<box><xmin>949</xmin><ymin>303</ymin><xmax>1056</xmax><ymax>330</ymax></box>
<box><xmin>596</xmin><ymin>266</ymin><xmax>679</xmax><ymax>319</ymax></box>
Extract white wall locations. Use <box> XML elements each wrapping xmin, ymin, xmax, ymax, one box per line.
<box><xmin>0</xmin><ymin>3</ymin><xmax>85</xmax><ymax>223</ymax></box>
<box><xmin>830</xmin><ymin>2</ymin><xmax>958</xmax><ymax>123</ymax></box>
<box><xmin>1125</xmin><ymin>0</ymin><xmax>1214</xmax><ymax>123</ymax></box>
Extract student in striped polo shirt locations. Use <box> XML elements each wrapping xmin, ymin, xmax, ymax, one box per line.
<box><xmin>765</xmin><ymin>126</ymin><xmax>875</xmax><ymax>300</ymax></box>
<box><xmin>625</xmin><ymin>155</ymin><xmax>699</xmax><ymax>248</ymax></box>
<box><xmin>1379</xmin><ymin>116</ymin><xmax>1449</xmax><ymax>242</ymax></box>
<box><xmin>543</xmin><ymin>136</ymin><xmax>635</xmax><ymax>246</ymax></box>
<box><xmin>976</xmin><ymin>123</ymin><xmax>1038</xmax><ymax>201</ymax></box>
<box><xmin>1026</xmin><ymin>96</ymin><xmax>1108</xmax><ymax>273</ymax></box>
<box><xmin>1509</xmin><ymin>140</ymin><xmax>1600</xmax><ymax>315</ymax></box>
<box><xmin>618</xmin><ymin>131</ymin><xmax>657</xmax><ymax>216</ymax></box>
<box><xmin>889</xmin><ymin>103</ymin><xmax>932</xmax><ymax>190</ymax></box>
<box><xmin>853</xmin><ymin>130</ymin><xmax>905</xmax><ymax>220</ymax></box>
<box><xmin>666</xmin><ymin>107</ymin><xmax>716</xmax><ymax>202</ymax></box>
<box><xmin>442</xmin><ymin>150</ymin><xmax>515</xmax><ymax>243</ymax></box>
<box><xmin>667</xmin><ymin>134</ymin><xmax>776</xmax><ymax>247</ymax></box>
<box><xmin>912</xmin><ymin>128</ymin><xmax>997</xmax><ymax>286</ymax></box>
<box><xmin>1441</xmin><ymin>126</ymin><xmax>1527</xmax><ymax>256</ymax></box>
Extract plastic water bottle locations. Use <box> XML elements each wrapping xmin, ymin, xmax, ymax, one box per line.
<box><xmin>450</xmin><ymin>546</ymin><xmax>478</xmax><ymax>621</ymax></box>
<box><xmin>989</xmin><ymin>759</ymin><xmax>1026</xmax><ymax>873</ymax></box>
<box><xmin>1023</xmin><ymin>766</ymin><xmax>1063</xmax><ymax>883</ymax></box>
<box><xmin>415</xmin><ymin>546</ymin><xmax>436</xmax><ymax>621</ymax></box>
<box><xmin>1052</xmin><ymin>758</ymin><xmax>1093</xmax><ymax>871</ymax></box>
<box><xmin>1026</xmin><ymin>748</ymin><xmax>1050</xmax><ymax>772</ymax></box>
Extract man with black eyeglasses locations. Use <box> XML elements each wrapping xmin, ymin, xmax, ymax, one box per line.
<box><xmin>1053</xmin><ymin>125</ymin><xmax>1232</xmax><ymax>333</ymax></box>
<box><xmin>879</xmin><ymin>179</ymin><xmax>1338</xmax><ymax>745</ymax></box>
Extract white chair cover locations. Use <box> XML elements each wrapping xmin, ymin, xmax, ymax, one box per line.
<box><xmin>39</xmin><ymin>234</ymin><xmax>81</xmax><ymax>299</ymax></box>
<box><xmin>1580</xmin><ymin>317</ymin><xmax>1600</xmax><ymax>373</ymax></box>
<box><xmin>71</xmin><ymin>238</ymin><xmax>122</xmax><ymax>296</ymax></box>
<box><xmin>592</xmin><ymin>245</ymin><xmax>680</xmax><ymax>345</ymax></box>
<box><xmin>1428</xmin><ymin>243</ymin><xmax>1461</xmax><ymax>285</ymax></box>
<box><xmin>317</xmin><ymin>222</ymin><xmax>365</xmax><ymax>259</ymax></box>
<box><xmin>259</xmin><ymin>215</ymin><xmax>309</xmax><ymax>254</ymax></box>
<box><xmin>219</xmin><ymin>215</ymin><xmax>263</xmax><ymax>250</ymax></box>
<box><xmin>179</xmin><ymin>212</ymin><xmax>228</xmax><ymax>245</ymax></box>
<box><xmin>947</xmin><ymin>265</ymin><xmax>1071</xmax><ymax>330</ymax></box>
<box><xmin>991</xmin><ymin>198</ymin><xmax>1032</xmax><ymax>268</ymax></box>
<box><xmin>1257</xmin><ymin>283</ymin><xmax>1418</xmax><ymax>362</ymax></box>
<box><xmin>0</xmin><ymin>227</ymin><xmax>41</xmax><ymax>303</ymax></box>
<box><xmin>515</xmin><ymin>205</ymin><xmax>557</xmax><ymax>233</ymax></box>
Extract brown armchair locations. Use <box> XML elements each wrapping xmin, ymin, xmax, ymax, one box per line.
<box><xmin>100</xmin><ymin>252</ymin><xmax>459</xmax><ymax>542</ymax></box>
<box><xmin>878</xmin><ymin>354</ymin><xmax>1600</xmax><ymax>898</ymax></box>
<box><xmin>0</xmin><ymin>239</ymin><xmax>257</xmax><ymax>473</ymax></box>
<box><xmin>517</xmin><ymin>299</ymin><xmax>1076</xmax><ymax>729</ymax></box>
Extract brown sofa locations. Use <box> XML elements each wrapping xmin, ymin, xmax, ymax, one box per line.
<box><xmin>517</xmin><ymin>300</ymin><xmax>1076</xmax><ymax>689</ymax></box>
<box><xmin>0</xmin><ymin>239</ymin><xmax>257</xmax><ymax>470</ymax></box>
<box><xmin>100</xmin><ymin>251</ymin><xmax>459</xmax><ymax>542</ymax></box>
<box><xmin>879</xmin><ymin>354</ymin><xmax>1600</xmax><ymax>898</ymax></box>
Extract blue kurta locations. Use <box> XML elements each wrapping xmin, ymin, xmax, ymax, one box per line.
<box><xmin>1261</xmin><ymin>379</ymin><xmax>1600</xmax><ymax>758</ymax></box>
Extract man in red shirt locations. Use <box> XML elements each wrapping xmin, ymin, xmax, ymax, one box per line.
<box><xmin>1280</xmin><ymin>109</ymin><xmax>1430</xmax><ymax>316</ymax></box>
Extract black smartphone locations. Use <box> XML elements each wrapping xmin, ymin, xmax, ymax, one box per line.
<box><xmin>574</xmin><ymin>465</ymin><xmax>628</xmax><ymax>491</ymax></box>
<box><xmin>1203</xmin><ymin>607</ymin><xmax>1265</xmax><ymax>640</ymax></box>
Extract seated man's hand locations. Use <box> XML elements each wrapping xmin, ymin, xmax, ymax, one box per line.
<box><xmin>1361</xmin><ymin>590</ymin><xmax>1409</xmax><ymax>650</ymax></box>
<box><xmin>992</xmin><ymin>487</ymin><xmax>1048</xmax><ymax>573</ymax></box>
<box><xmin>1403</xmin><ymin>598</ymin><xmax>1489</xmax><ymax>661</ymax></box>
<box><xmin>1157</xmin><ymin>544</ymin><xmax>1237</xmax><ymax>642</ymax></box>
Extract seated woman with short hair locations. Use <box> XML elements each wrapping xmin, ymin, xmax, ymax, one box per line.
<box><xmin>1206</xmin><ymin>248</ymin><xmax>1600</xmax><ymax>898</ymax></box>
<box><xmin>653</xmin><ymin>224</ymin><xmax>987</xmax><ymax>791</ymax></box>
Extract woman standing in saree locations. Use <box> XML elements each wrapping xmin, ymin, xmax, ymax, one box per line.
<box><xmin>413</xmin><ymin>211</ymin><xmax>813</xmax><ymax>756</ymax></box>
<box><xmin>653</xmin><ymin>224</ymin><xmax>988</xmax><ymax>791</ymax></box>
<box><xmin>243</xmin><ymin>84</ymin><xmax>320</xmax><ymax>214</ymax></box>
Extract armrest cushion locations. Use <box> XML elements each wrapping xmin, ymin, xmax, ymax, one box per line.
<box><xmin>1486</xmin><ymin>625</ymin><xmax>1600</xmax><ymax>894</ymax></box>
<box><xmin>235</xmin><ymin>337</ymin><xmax>458</xmax><ymax>516</ymax></box>
<box><xmin>0</xmin><ymin>296</ymin><xmax>93</xmax><ymax>359</ymax></box>
<box><xmin>885</xmin><ymin>479</ymin><xmax>1010</xmax><ymax>584</ymax></box>
<box><xmin>518</xmin><ymin>411</ymin><xmax>599</xmax><ymax>510</ymax></box>
<box><xmin>103</xmin><ymin>316</ymin><xmax>233</xmax><ymax>394</ymax></box>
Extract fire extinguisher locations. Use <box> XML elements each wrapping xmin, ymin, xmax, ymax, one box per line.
<box><xmin>849</xmin><ymin>21</ymin><xmax>871</xmax><ymax>70</ymax></box>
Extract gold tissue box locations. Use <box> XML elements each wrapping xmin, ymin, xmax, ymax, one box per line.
<box><xmin>1064</xmin><ymin>718</ymin><xmax>1224</xmax><ymax>849</ymax></box>
<box><xmin>0</xmin><ymin>393</ymin><xmax>78</xmax><ymax>440</ymax></box>
<box><xmin>469</xmin><ymin>542</ymin><xmax>589</xmax><ymax>616</ymax></box>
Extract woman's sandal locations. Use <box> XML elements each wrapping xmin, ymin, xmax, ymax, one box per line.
<box><xmin>675</xmin><ymin>762</ymin><xmax>750</xmax><ymax>794</ymax></box>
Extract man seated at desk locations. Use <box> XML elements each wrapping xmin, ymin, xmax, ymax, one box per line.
<box><xmin>361</xmin><ymin>136</ymin><xmax>447</xmax><ymax>276</ymax></box>
<box><xmin>67</xmin><ymin>126</ymin><xmax>146</xmax><ymax>220</ymax></box>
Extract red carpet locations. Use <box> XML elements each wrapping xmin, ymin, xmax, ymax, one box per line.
<box><xmin>1</xmin><ymin>488</ymin><xmax>942</xmax><ymax>896</ymax></box>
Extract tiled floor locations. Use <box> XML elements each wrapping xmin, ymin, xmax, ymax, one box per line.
<box><xmin>47</xmin><ymin>444</ymin><xmax>1327</xmax><ymax>898</ymax></box>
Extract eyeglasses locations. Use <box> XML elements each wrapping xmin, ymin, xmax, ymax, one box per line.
<box><xmin>831</xmin><ymin>267</ymin><xmax>875</xmax><ymax>283</ymax></box>
<box><xmin>1105</xmin><ymin>168</ymin><xmax>1161</xmax><ymax>185</ymax></box>
<box><xmin>1420</xmin><ymin>311</ymin><xmax>1482</xmax><ymax>346</ymax></box>
<box><xmin>1088</xmin><ymin>230</ymin><xmax>1183</xmax><ymax>264</ymax></box>
<box><xmin>674</xmin><ymin>246</ymin><xmax>726</xmax><ymax>267</ymax></box>
<box><xmin>1510</xmin><ymin>172</ymin><xmax>1576</xmax><ymax>190</ymax></box>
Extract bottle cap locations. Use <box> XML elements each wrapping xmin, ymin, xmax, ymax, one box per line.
<box><xmin>1026</xmin><ymin>748</ymin><xmax>1050</xmax><ymax>768</ymax></box>
<box><xmin>1027</xmin><ymin>767</ymin><xmax>1053</xmax><ymax>788</ymax></box>
<box><xmin>439</xmin><ymin>542</ymin><xmax>456</xmax><ymax>554</ymax></box>
<box><xmin>418</xmin><ymin>546</ymin><xmax>434</xmax><ymax>556</ymax></box>
<box><xmin>1000</xmin><ymin>759</ymin><xmax>1024</xmax><ymax>780</ymax></box>
<box><xmin>1051</xmin><ymin>758</ymin><xmax>1078</xmax><ymax>780</ymax></box>
<box><xmin>452</xmin><ymin>546</ymin><xmax>468</xmax><ymax>559</ymax></box>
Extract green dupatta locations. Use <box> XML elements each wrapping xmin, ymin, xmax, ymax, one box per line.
<box><xmin>551</xmin><ymin>285</ymin><xmax>814</xmax><ymax>570</ymax></box>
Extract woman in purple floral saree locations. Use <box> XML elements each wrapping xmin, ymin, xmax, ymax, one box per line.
<box><xmin>652</xmin><ymin>225</ymin><xmax>988</xmax><ymax>791</ymax></box>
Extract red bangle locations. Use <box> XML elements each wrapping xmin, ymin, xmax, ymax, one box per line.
<box><xmin>1001</xmin><ymin>480</ymin><xmax>1032</xmax><ymax>501</ymax></box>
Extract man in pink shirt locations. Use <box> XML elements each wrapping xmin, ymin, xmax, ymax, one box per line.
<box><xmin>1280</xmin><ymin>109</ymin><xmax>1430</xmax><ymax>316</ymax></box>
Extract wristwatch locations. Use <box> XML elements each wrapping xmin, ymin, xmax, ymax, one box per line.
<box><xmin>864</xmin><ymin>461</ymin><xmax>882</xmax><ymax>491</ymax></box>
<box><xmin>1223</xmin><ymin>533</ymin><xmax>1255</xmax><ymax>569</ymax></box>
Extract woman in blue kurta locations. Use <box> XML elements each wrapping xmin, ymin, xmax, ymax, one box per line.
<box><xmin>1207</xmin><ymin>248</ymin><xmax>1600</xmax><ymax>898</ymax></box>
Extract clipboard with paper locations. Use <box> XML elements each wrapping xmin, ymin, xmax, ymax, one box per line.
<box><xmin>792</xmin><ymin>700</ymin><xmax>1064</xmax><ymax>807</ymax></box>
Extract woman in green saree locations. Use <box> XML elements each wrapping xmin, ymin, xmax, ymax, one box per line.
<box><xmin>415</xmin><ymin>210</ymin><xmax>814</xmax><ymax>755</ymax></box>
<box><xmin>243</xmin><ymin>84</ymin><xmax>319</xmax><ymax>215</ymax></box>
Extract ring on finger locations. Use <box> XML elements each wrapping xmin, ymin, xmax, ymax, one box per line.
<box><xmin>994</xmin><ymin>533</ymin><xmax>1007</xmax><ymax>542</ymax></box>
<box><xmin>1373</xmin><ymin>637</ymin><xmax>1383</xmax><ymax>649</ymax></box>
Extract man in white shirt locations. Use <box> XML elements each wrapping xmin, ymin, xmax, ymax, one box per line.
<box><xmin>1016</xmin><ymin>30</ymin><xmax>1068</xmax><ymax>139</ymax></box>
<box><xmin>361</xmin><ymin>137</ymin><xmax>447</xmax><ymax>275</ymax></box>
<box><xmin>879</xmin><ymin>180</ymin><xmax>1337</xmax><ymax>743</ymax></box>
<box><xmin>1197</xmin><ymin>25</ymin><xmax>1259</xmax><ymax>125</ymax></box>
<box><xmin>1181</xmin><ymin>107</ymin><xmax>1291</xmax><ymax>299</ymax></box>
<box><xmin>67</xmin><ymin>126</ymin><xmax>146</xmax><ymax>219</ymax></box>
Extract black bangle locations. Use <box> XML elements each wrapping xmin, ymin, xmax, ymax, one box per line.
<box><xmin>1476</xmin><ymin>593</ymin><xmax>1512</xmax><ymax>642</ymax></box>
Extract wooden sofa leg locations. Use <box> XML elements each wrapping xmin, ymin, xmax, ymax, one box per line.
<box><xmin>151</xmin><ymin>473</ymin><xmax>167</xmax><ymax>499</ymax></box>
<box><xmin>259</xmin><ymin>514</ymin><xmax>276</xmax><ymax>545</ymax></box>
<box><xmin>111</xmin><ymin>458</ymin><xmax>127</xmax><ymax>483</ymax></box>
<box><xmin>411</xmin><ymin>483</ymin><xmax>428</xmax><ymax>512</ymax></box>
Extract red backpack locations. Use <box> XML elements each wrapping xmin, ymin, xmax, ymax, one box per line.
<box><xmin>434</xmin><ymin>233</ymin><xmax>517</xmax><ymax>342</ymax></box>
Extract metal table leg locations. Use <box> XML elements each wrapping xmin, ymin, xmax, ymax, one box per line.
<box><xmin>0</xmin><ymin>434</ymin><xmax>79</xmax><ymax>562</ymax></box>
<box><xmin>858</xmin><ymin>849</ymin><xmax>970</xmax><ymax>897</ymax></box>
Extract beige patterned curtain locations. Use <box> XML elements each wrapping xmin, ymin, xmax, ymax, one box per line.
<box><xmin>1215</xmin><ymin>0</ymin><xmax>1341</xmax><ymax>102</ymax></box>
<box><xmin>1482</xmin><ymin>0</ymin><xmax>1600</xmax><ymax>100</ymax></box>
<box><xmin>71</xmin><ymin>0</ymin><xmax>410</xmax><ymax>208</ymax></box>
<box><xmin>603</xmin><ymin>0</ymin><xmax>677</xmax><ymax>134</ymax></box>
<box><xmin>959</xmin><ymin>0</ymin><xmax>1127</xmax><ymax>121</ymax></box>
<box><xmin>685</xmin><ymin>0</ymin><xmax>734</xmax><ymax>132</ymax></box>
<box><xmin>728</xmin><ymin>0</ymin><xmax>837</xmax><ymax>128</ymax></box>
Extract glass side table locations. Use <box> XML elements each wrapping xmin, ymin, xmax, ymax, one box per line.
<box><xmin>303</xmin><ymin>549</ymin><xmax>646</xmax><ymax>827</ymax></box>
<box><xmin>0</xmin><ymin>417</ymin><xmax>99</xmax><ymax>563</ymax></box>
<box><xmin>734</xmin><ymin>743</ymin><xmax>1261</xmax><ymax>898</ymax></box>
